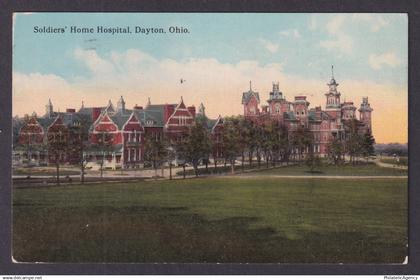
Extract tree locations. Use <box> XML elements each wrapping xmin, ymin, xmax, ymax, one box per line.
<box><xmin>166</xmin><ymin>146</ymin><xmax>176</xmax><ymax>180</ymax></box>
<box><xmin>144</xmin><ymin>134</ymin><xmax>168</xmax><ymax>177</ymax></box>
<box><xmin>305</xmin><ymin>146</ymin><xmax>322</xmax><ymax>173</ymax></box>
<box><xmin>327</xmin><ymin>136</ymin><xmax>345</xmax><ymax>165</ymax></box>
<box><xmin>183</xmin><ymin>121</ymin><xmax>212</xmax><ymax>177</ymax></box>
<box><xmin>344</xmin><ymin>119</ymin><xmax>363</xmax><ymax>164</ymax></box>
<box><xmin>47</xmin><ymin>127</ymin><xmax>69</xmax><ymax>186</ymax></box>
<box><xmin>222</xmin><ymin>117</ymin><xmax>241</xmax><ymax>174</ymax></box>
<box><xmin>291</xmin><ymin>126</ymin><xmax>313</xmax><ymax>163</ymax></box>
<box><xmin>68</xmin><ymin>115</ymin><xmax>91</xmax><ymax>184</ymax></box>
<box><xmin>238</xmin><ymin>117</ymin><xmax>252</xmax><ymax>171</ymax></box>
<box><xmin>174</xmin><ymin>138</ymin><xmax>188</xmax><ymax>179</ymax></box>
<box><xmin>96</xmin><ymin>131</ymin><xmax>114</xmax><ymax>178</ymax></box>
<box><xmin>261</xmin><ymin>120</ymin><xmax>275</xmax><ymax>168</ymax></box>
<box><xmin>246</xmin><ymin>120</ymin><xmax>258</xmax><ymax>168</ymax></box>
<box><xmin>361</xmin><ymin>131</ymin><xmax>376</xmax><ymax>161</ymax></box>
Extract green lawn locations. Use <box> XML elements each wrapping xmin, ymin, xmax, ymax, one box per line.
<box><xmin>248</xmin><ymin>162</ymin><xmax>407</xmax><ymax>176</ymax></box>
<box><xmin>13</xmin><ymin>177</ymin><xmax>407</xmax><ymax>263</ymax></box>
<box><xmin>13</xmin><ymin>168</ymin><xmax>80</xmax><ymax>176</ymax></box>
<box><xmin>380</xmin><ymin>157</ymin><xmax>408</xmax><ymax>166</ymax></box>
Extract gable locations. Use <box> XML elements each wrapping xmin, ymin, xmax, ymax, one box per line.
<box><xmin>93</xmin><ymin>112</ymin><xmax>118</xmax><ymax>132</ymax></box>
<box><xmin>123</xmin><ymin>113</ymin><xmax>144</xmax><ymax>132</ymax></box>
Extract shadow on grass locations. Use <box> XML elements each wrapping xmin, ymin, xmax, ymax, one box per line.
<box><xmin>13</xmin><ymin>205</ymin><xmax>406</xmax><ymax>263</ymax></box>
<box><xmin>303</xmin><ymin>170</ymin><xmax>325</xmax><ymax>174</ymax></box>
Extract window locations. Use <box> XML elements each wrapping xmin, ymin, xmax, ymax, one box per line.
<box><xmin>179</xmin><ymin>115</ymin><xmax>188</xmax><ymax>125</ymax></box>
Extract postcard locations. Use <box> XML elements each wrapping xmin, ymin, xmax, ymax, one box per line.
<box><xmin>11</xmin><ymin>12</ymin><xmax>408</xmax><ymax>264</ymax></box>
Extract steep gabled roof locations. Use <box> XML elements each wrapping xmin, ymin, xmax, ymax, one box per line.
<box><xmin>37</xmin><ymin>117</ymin><xmax>55</xmax><ymax>129</ymax></box>
<box><xmin>110</xmin><ymin>111</ymin><xmax>131</xmax><ymax>130</ymax></box>
<box><xmin>242</xmin><ymin>90</ymin><xmax>260</xmax><ymax>105</ymax></box>
<box><xmin>134</xmin><ymin>108</ymin><xmax>165</xmax><ymax>127</ymax></box>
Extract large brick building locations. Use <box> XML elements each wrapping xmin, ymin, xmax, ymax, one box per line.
<box><xmin>242</xmin><ymin>72</ymin><xmax>373</xmax><ymax>156</ymax></box>
<box><xmin>13</xmin><ymin>96</ymin><xmax>222</xmax><ymax>169</ymax></box>
<box><xmin>13</xmin><ymin>69</ymin><xmax>373</xmax><ymax>168</ymax></box>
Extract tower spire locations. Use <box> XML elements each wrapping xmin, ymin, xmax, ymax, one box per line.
<box><xmin>331</xmin><ymin>65</ymin><xmax>334</xmax><ymax>79</ymax></box>
<box><xmin>249</xmin><ymin>80</ymin><xmax>252</xmax><ymax>91</ymax></box>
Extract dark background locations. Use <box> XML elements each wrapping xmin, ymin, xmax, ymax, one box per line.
<box><xmin>0</xmin><ymin>0</ymin><xmax>419</xmax><ymax>275</ymax></box>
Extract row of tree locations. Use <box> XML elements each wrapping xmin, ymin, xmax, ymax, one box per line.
<box><xmin>20</xmin><ymin>115</ymin><xmax>375</xmax><ymax>184</ymax></box>
<box><xmin>144</xmin><ymin>117</ymin><xmax>376</xmax><ymax>178</ymax></box>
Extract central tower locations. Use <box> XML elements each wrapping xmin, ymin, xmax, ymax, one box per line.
<box><xmin>325</xmin><ymin>65</ymin><xmax>341</xmax><ymax>119</ymax></box>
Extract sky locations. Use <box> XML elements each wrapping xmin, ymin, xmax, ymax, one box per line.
<box><xmin>13</xmin><ymin>13</ymin><xmax>408</xmax><ymax>143</ymax></box>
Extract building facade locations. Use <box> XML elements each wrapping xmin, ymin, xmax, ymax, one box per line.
<box><xmin>13</xmin><ymin>69</ymin><xmax>373</xmax><ymax>168</ymax></box>
<box><xmin>242</xmin><ymin>72</ymin><xmax>373</xmax><ymax>156</ymax></box>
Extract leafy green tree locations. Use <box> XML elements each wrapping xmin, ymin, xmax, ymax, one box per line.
<box><xmin>222</xmin><ymin>117</ymin><xmax>241</xmax><ymax>174</ymax></box>
<box><xmin>344</xmin><ymin>119</ymin><xmax>363</xmax><ymax>164</ymax></box>
<box><xmin>144</xmin><ymin>134</ymin><xmax>168</xmax><ymax>177</ymax></box>
<box><xmin>47</xmin><ymin>126</ymin><xmax>69</xmax><ymax>186</ymax></box>
<box><xmin>238</xmin><ymin>117</ymin><xmax>252</xmax><ymax>171</ymax></box>
<box><xmin>260</xmin><ymin>120</ymin><xmax>275</xmax><ymax>168</ymax></box>
<box><xmin>327</xmin><ymin>136</ymin><xmax>345</xmax><ymax>165</ymax></box>
<box><xmin>96</xmin><ymin>131</ymin><xmax>114</xmax><ymax>179</ymax></box>
<box><xmin>174</xmin><ymin>138</ymin><xmax>188</xmax><ymax>179</ymax></box>
<box><xmin>305</xmin><ymin>145</ymin><xmax>322</xmax><ymax>173</ymax></box>
<box><xmin>246</xmin><ymin>120</ymin><xmax>258</xmax><ymax>168</ymax></box>
<box><xmin>291</xmin><ymin>126</ymin><xmax>313</xmax><ymax>164</ymax></box>
<box><xmin>166</xmin><ymin>146</ymin><xmax>176</xmax><ymax>180</ymax></box>
<box><xmin>68</xmin><ymin>114</ymin><xmax>91</xmax><ymax>184</ymax></box>
<box><xmin>361</xmin><ymin>131</ymin><xmax>376</xmax><ymax>161</ymax></box>
<box><xmin>183</xmin><ymin>121</ymin><xmax>212</xmax><ymax>177</ymax></box>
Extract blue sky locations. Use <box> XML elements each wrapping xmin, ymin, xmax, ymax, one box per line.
<box><xmin>13</xmin><ymin>13</ymin><xmax>407</xmax><ymax>85</ymax></box>
<box><xmin>12</xmin><ymin>13</ymin><xmax>408</xmax><ymax>143</ymax></box>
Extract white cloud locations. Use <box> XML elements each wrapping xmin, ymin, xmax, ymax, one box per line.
<box><xmin>319</xmin><ymin>33</ymin><xmax>353</xmax><ymax>55</ymax></box>
<box><xmin>258</xmin><ymin>38</ymin><xmax>279</xmax><ymax>53</ymax></box>
<box><xmin>74</xmin><ymin>48</ymin><xmax>115</xmax><ymax>75</ymax></box>
<box><xmin>279</xmin><ymin>29</ymin><xmax>301</xmax><ymax>38</ymax></box>
<box><xmin>326</xmin><ymin>14</ymin><xmax>346</xmax><ymax>35</ymax></box>
<box><xmin>368</xmin><ymin>52</ymin><xmax>401</xmax><ymax>70</ymax></box>
<box><xmin>13</xmin><ymin>48</ymin><xmax>407</xmax><ymax>142</ymax></box>
<box><xmin>320</xmin><ymin>15</ymin><xmax>355</xmax><ymax>55</ymax></box>
<box><xmin>352</xmin><ymin>14</ymin><xmax>389</xmax><ymax>32</ymax></box>
<box><xmin>309</xmin><ymin>15</ymin><xmax>317</xmax><ymax>30</ymax></box>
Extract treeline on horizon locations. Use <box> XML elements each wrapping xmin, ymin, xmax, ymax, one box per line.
<box><xmin>374</xmin><ymin>143</ymin><xmax>408</xmax><ymax>156</ymax></box>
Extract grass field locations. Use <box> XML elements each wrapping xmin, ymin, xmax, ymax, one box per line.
<box><xmin>251</xmin><ymin>162</ymin><xmax>408</xmax><ymax>176</ymax></box>
<box><xmin>380</xmin><ymin>157</ymin><xmax>408</xmax><ymax>166</ymax></box>
<box><xmin>13</xmin><ymin>176</ymin><xmax>407</xmax><ymax>263</ymax></box>
<box><xmin>13</xmin><ymin>167</ymin><xmax>80</xmax><ymax>176</ymax></box>
<box><xmin>179</xmin><ymin>162</ymin><xmax>407</xmax><ymax>176</ymax></box>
